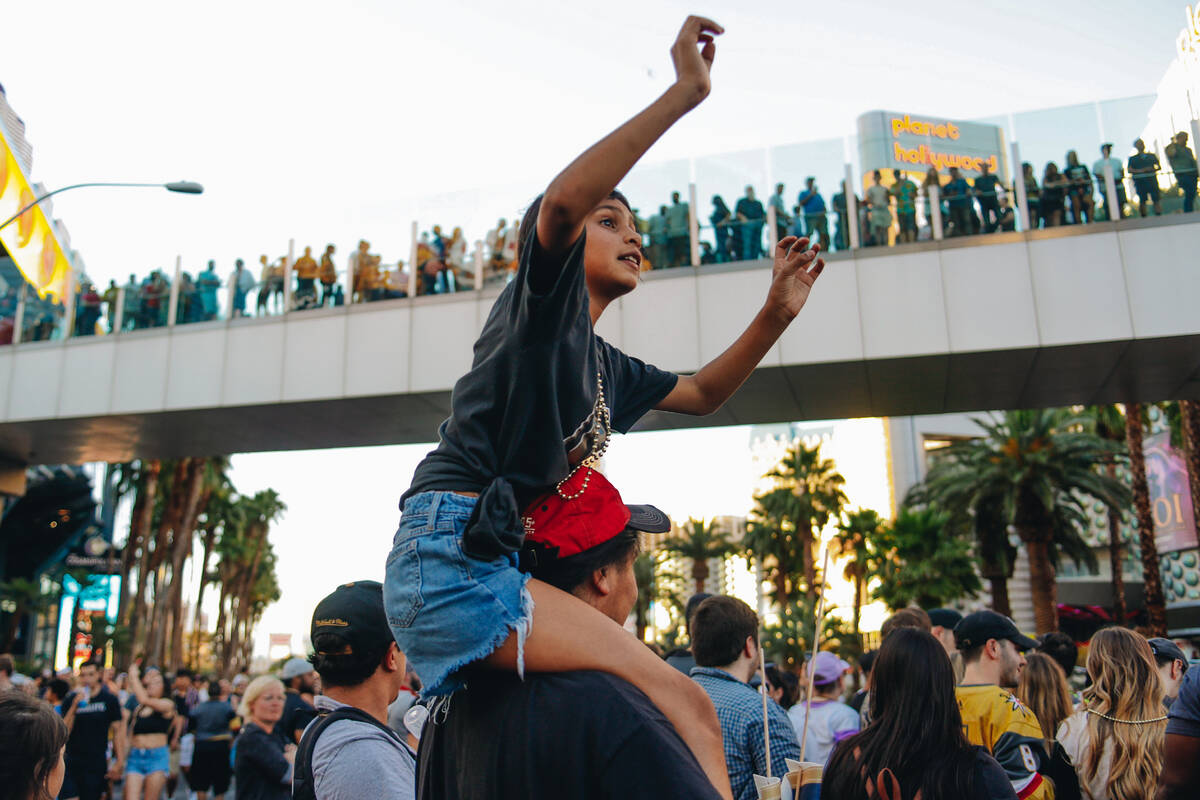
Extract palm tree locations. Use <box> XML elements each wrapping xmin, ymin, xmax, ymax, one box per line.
<box><xmin>745</xmin><ymin>441</ymin><xmax>847</xmax><ymax>602</ymax></box>
<box><xmin>832</xmin><ymin>508</ymin><xmax>882</xmax><ymax>641</ymax></box>
<box><xmin>659</xmin><ymin>518</ymin><xmax>738</xmax><ymax>595</ymax></box>
<box><xmin>912</xmin><ymin>409</ymin><xmax>1129</xmax><ymax>633</ymax></box>
<box><xmin>220</xmin><ymin>489</ymin><xmax>286</xmax><ymax>672</ymax></box>
<box><xmin>1165</xmin><ymin>400</ymin><xmax>1200</xmax><ymax>543</ymax></box>
<box><xmin>191</xmin><ymin>482</ymin><xmax>241</xmax><ymax>664</ymax></box>
<box><xmin>1083</xmin><ymin>405</ymin><xmax>1132</xmax><ymax>623</ymax></box>
<box><xmin>869</xmin><ymin>507</ymin><xmax>982</xmax><ymax>610</ymax></box>
<box><xmin>1126</xmin><ymin>402</ymin><xmax>1168</xmax><ymax>636</ymax></box>
<box><xmin>632</xmin><ymin>552</ymin><xmax>684</xmax><ymax>642</ymax></box>
<box><xmin>116</xmin><ymin>459</ymin><xmax>160</xmax><ymax>664</ymax></box>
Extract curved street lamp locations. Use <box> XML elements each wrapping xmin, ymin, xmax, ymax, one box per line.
<box><xmin>0</xmin><ymin>180</ymin><xmax>204</xmax><ymax>231</ymax></box>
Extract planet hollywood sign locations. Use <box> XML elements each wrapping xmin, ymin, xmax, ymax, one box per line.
<box><xmin>857</xmin><ymin>110</ymin><xmax>1006</xmax><ymax>181</ymax></box>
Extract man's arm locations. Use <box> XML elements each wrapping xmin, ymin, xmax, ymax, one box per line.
<box><xmin>656</xmin><ymin>236</ymin><xmax>824</xmax><ymax>415</ymax></box>
<box><xmin>537</xmin><ymin>17</ymin><xmax>722</xmax><ymax>259</ymax></box>
<box><xmin>751</xmin><ymin>707</ymin><xmax>802</xmax><ymax>783</ymax></box>
<box><xmin>62</xmin><ymin>693</ymin><xmax>79</xmax><ymax>734</ymax></box>
<box><xmin>108</xmin><ymin>716</ymin><xmax>128</xmax><ymax>780</ymax></box>
<box><xmin>1157</xmin><ymin>733</ymin><xmax>1200</xmax><ymax>800</ymax></box>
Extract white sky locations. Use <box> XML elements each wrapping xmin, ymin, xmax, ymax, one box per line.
<box><xmin>5</xmin><ymin>1</ymin><xmax>1192</xmax><ymax>654</ymax></box>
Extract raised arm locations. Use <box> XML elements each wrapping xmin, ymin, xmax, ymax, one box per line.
<box><xmin>657</xmin><ymin>236</ymin><xmax>824</xmax><ymax>415</ymax></box>
<box><xmin>128</xmin><ymin>663</ymin><xmax>176</xmax><ymax>715</ymax></box>
<box><xmin>537</xmin><ymin>16</ymin><xmax>723</xmax><ymax>258</ymax></box>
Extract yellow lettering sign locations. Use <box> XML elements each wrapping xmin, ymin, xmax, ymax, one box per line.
<box><xmin>890</xmin><ymin>114</ymin><xmax>961</xmax><ymax>140</ymax></box>
<box><xmin>891</xmin><ymin>141</ymin><xmax>999</xmax><ymax>174</ymax></box>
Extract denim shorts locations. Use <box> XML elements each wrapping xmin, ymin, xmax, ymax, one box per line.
<box><xmin>126</xmin><ymin>745</ymin><xmax>170</xmax><ymax>776</ymax></box>
<box><xmin>383</xmin><ymin>491</ymin><xmax>533</xmax><ymax>697</ymax></box>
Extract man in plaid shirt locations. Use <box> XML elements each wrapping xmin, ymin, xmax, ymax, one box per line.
<box><xmin>690</xmin><ymin>596</ymin><xmax>801</xmax><ymax>800</ymax></box>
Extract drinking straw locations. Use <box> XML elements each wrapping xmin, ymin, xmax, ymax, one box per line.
<box><xmin>760</xmin><ymin>637</ymin><xmax>771</xmax><ymax>778</ymax></box>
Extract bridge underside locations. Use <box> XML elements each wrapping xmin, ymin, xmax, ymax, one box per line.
<box><xmin>6</xmin><ymin>333</ymin><xmax>1197</xmax><ymax>465</ymax></box>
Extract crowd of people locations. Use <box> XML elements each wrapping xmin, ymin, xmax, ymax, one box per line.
<box><xmin>640</xmin><ymin>132</ymin><xmax>1200</xmax><ymax>262</ymax></box>
<box><xmin>0</xmin><ymin>221</ymin><xmax>524</xmax><ymax>342</ymax></box>
<box><xmin>3</xmin><ymin>563</ymin><xmax>1199</xmax><ymax>800</ymax></box>
<box><xmin>6</xmin><ymin>18</ymin><xmax>1200</xmax><ymax>800</ymax></box>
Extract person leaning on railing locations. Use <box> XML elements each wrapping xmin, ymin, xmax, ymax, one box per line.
<box><xmin>1164</xmin><ymin>130</ymin><xmax>1197</xmax><ymax>214</ymax></box>
<box><xmin>1128</xmin><ymin>139</ymin><xmax>1162</xmax><ymax>217</ymax></box>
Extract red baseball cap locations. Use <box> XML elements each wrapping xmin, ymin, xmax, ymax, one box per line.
<box><xmin>522</xmin><ymin>468</ymin><xmax>671</xmax><ymax>559</ymax></box>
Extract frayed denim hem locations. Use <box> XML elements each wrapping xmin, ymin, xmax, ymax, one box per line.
<box><xmin>420</xmin><ymin>575</ymin><xmax>535</xmax><ymax>697</ymax></box>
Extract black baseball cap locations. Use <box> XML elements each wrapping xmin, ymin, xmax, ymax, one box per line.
<box><xmin>927</xmin><ymin>608</ymin><xmax>963</xmax><ymax>630</ymax></box>
<box><xmin>954</xmin><ymin>610</ymin><xmax>1037</xmax><ymax>652</ymax></box>
<box><xmin>1149</xmin><ymin>638</ymin><xmax>1189</xmax><ymax>672</ymax></box>
<box><xmin>310</xmin><ymin>580</ymin><xmax>394</xmax><ymax>657</ymax></box>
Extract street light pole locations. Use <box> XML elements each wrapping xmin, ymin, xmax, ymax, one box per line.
<box><xmin>0</xmin><ymin>180</ymin><xmax>203</xmax><ymax>231</ymax></box>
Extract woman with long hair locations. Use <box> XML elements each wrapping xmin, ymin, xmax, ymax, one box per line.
<box><xmin>0</xmin><ymin>691</ymin><xmax>68</xmax><ymax>800</ymax></box>
<box><xmin>123</xmin><ymin>663</ymin><xmax>176</xmax><ymax>800</ymax></box>
<box><xmin>1018</xmin><ymin>652</ymin><xmax>1082</xmax><ymax>800</ymax></box>
<box><xmin>1041</xmin><ymin>162</ymin><xmax>1067</xmax><ymax>227</ymax></box>
<box><xmin>824</xmin><ymin>628</ymin><xmax>1015</xmax><ymax>800</ymax></box>
<box><xmin>1064</xmin><ymin>150</ymin><xmax>1094</xmax><ymax>224</ymax></box>
<box><xmin>710</xmin><ymin>195</ymin><xmax>733</xmax><ymax>262</ymax></box>
<box><xmin>1057</xmin><ymin>627</ymin><xmax>1166</xmax><ymax>800</ymax></box>
<box><xmin>1020</xmin><ymin>162</ymin><xmax>1041</xmax><ymax>230</ymax></box>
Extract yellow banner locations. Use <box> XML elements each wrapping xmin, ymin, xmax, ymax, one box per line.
<box><xmin>0</xmin><ymin>127</ymin><xmax>72</xmax><ymax>301</ymax></box>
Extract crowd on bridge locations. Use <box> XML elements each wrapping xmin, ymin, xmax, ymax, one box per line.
<box><xmin>653</xmin><ymin>131</ymin><xmax>1199</xmax><ymax>260</ymax></box>
<box><xmin>2</xmin><ymin>128</ymin><xmax>1196</xmax><ymax>345</ymax></box>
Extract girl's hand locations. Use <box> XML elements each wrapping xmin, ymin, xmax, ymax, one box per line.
<box><xmin>766</xmin><ymin>236</ymin><xmax>825</xmax><ymax>321</ymax></box>
<box><xmin>670</xmin><ymin>16</ymin><xmax>723</xmax><ymax>108</ymax></box>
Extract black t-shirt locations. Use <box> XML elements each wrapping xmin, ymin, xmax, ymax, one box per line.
<box><xmin>62</xmin><ymin>687</ymin><xmax>122</xmax><ymax>767</ymax></box>
<box><xmin>735</xmin><ymin>197</ymin><xmax>765</xmax><ymax>221</ymax></box>
<box><xmin>403</xmin><ymin>229</ymin><xmax>677</xmax><ymax>557</ymax></box>
<box><xmin>974</xmin><ymin>174</ymin><xmax>1001</xmax><ymax>201</ymax></box>
<box><xmin>1128</xmin><ymin>152</ymin><xmax>1161</xmax><ymax>181</ymax></box>
<box><xmin>282</xmin><ymin>691</ymin><xmax>317</xmax><ymax>744</ymax></box>
<box><xmin>417</xmin><ymin>670</ymin><xmax>723</xmax><ymax>800</ymax></box>
<box><xmin>1064</xmin><ymin>164</ymin><xmax>1092</xmax><ymax>189</ymax></box>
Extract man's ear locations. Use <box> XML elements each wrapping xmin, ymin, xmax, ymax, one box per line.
<box><xmin>744</xmin><ymin>635</ymin><xmax>758</xmax><ymax>661</ymax></box>
<box><xmin>590</xmin><ymin>566</ymin><xmax>612</xmax><ymax>598</ymax></box>
<box><xmin>384</xmin><ymin>642</ymin><xmax>406</xmax><ymax>675</ymax></box>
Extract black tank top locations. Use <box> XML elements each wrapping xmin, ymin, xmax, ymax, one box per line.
<box><xmin>131</xmin><ymin>705</ymin><xmax>172</xmax><ymax>736</ymax></box>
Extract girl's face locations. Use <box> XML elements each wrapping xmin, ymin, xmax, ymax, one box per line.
<box><xmin>144</xmin><ymin>669</ymin><xmax>164</xmax><ymax>698</ymax></box>
<box><xmin>583</xmin><ymin>200</ymin><xmax>643</xmax><ymax>302</ymax></box>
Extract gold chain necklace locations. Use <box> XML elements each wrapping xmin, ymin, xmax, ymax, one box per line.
<box><xmin>555</xmin><ymin>370</ymin><xmax>611</xmax><ymax>500</ymax></box>
<box><xmin>1084</xmin><ymin>708</ymin><xmax>1168</xmax><ymax>725</ymax></box>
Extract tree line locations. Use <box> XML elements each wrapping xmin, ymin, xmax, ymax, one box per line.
<box><xmin>110</xmin><ymin>457</ymin><xmax>285</xmax><ymax>674</ymax></box>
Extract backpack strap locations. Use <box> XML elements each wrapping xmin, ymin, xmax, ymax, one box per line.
<box><xmin>872</xmin><ymin>769</ymin><xmax>903</xmax><ymax>800</ymax></box>
<box><xmin>293</xmin><ymin>706</ymin><xmax>406</xmax><ymax>800</ymax></box>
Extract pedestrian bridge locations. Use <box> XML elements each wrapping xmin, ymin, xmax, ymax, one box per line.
<box><xmin>1</xmin><ymin>216</ymin><xmax>1198</xmax><ymax>466</ymax></box>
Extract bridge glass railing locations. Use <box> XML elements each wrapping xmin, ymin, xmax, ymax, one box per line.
<box><xmin>11</xmin><ymin>94</ymin><xmax>1198</xmax><ymax>345</ymax></box>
